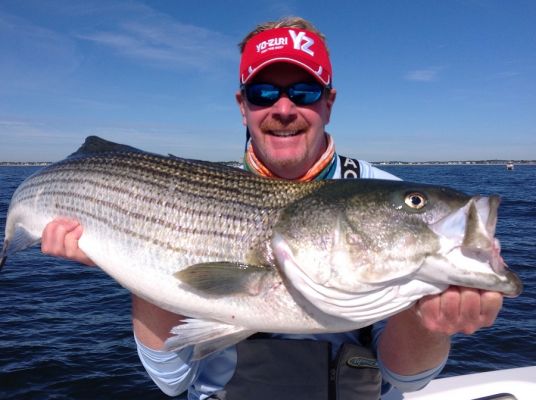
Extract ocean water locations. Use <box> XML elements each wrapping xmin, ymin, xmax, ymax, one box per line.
<box><xmin>0</xmin><ymin>164</ymin><xmax>535</xmax><ymax>399</ymax></box>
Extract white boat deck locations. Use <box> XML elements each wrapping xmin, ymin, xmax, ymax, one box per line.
<box><xmin>383</xmin><ymin>366</ymin><xmax>536</xmax><ymax>400</ymax></box>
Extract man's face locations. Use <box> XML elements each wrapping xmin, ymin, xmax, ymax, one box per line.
<box><xmin>236</xmin><ymin>63</ymin><xmax>336</xmax><ymax>180</ymax></box>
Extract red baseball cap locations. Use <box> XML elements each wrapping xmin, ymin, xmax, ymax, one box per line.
<box><xmin>239</xmin><ymin>27</ymin><xmax>332</xmax><ymax>86</ymax></box>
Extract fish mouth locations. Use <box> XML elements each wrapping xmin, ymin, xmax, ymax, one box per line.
<box><xmin>461</xmin><ymin>196</ymin><xmax>504</xmax><ymax>274</ymax></box>
<box><xmin>430</xmin><ymin>196</ymin><xmax>502</xmax><ymax>271</ymax></box>
<box><xmin>429</xmin><ymin>195</ymin><xmax>523</xmax><ymax>297</ymax></box>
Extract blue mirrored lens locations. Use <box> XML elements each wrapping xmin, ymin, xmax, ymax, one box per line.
<box><xmin>244</xmin><ymin>82</ymin><xmax>324</xmax><ymax>106</ymax></box>
<box><xmin>288</xmin><ymin>83</ymin><xmax>322</xmax><ymax>105</ymax></box>
<box><xmin>246</xmin><ymin>84</ymin><xmax>280</xmax><ymax>106</ymax></box>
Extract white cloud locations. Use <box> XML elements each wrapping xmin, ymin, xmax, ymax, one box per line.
<box><xmin>77</xmin><ymin>12</ymin><xmax>236</xmax><ymax>70</ymax></box>
<box><xmin>487</xmin><ymin>70</ymin><xmax>521</xmax><ymax>80</ymax></box>
<box><xmin>404</xmin><ymin>67</ymin><xmax>444</xmax><ymax>82</ymax></box>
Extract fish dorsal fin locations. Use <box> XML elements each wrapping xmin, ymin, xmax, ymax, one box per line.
<box><xmin>68</xmin><ymin>136</ymin><xmax>145</xmax><ymax>158</ymax></box>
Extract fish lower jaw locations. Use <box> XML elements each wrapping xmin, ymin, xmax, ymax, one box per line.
<box><xmin>456</xmin><ymin>236</ymin><xmax>506</xmax><ymax>275</ymax></box>
<box><xmin>439</xmin><ymin>235</ymin><xmax>500</xmax><ymax>274</ymax></box>
<box><xmin>418</xmin><ymin>248</ymin><xmax>522</xmax><ymax>297</ymax></box>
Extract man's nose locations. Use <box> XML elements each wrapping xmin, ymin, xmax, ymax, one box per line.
<box><xmin>271</xmin><ymin>94</ymin><xmax>297</xmax><ymax>121</ymax></box>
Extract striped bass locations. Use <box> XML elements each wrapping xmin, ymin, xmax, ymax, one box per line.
<box><xmin>0</xmin><ymin>136</ymin><xmax>522</xmax><ymax>359</ymax></box>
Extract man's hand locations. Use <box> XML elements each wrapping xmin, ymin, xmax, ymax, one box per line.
<box><xmin>415</xmin><ymin>286</ymin><xmax>503</xmax><ymax>335</ymax></box>
<box><xmin>380</xmin><ymin>286</ymin><xmax>503</xmax><ymax>376</ymax></box>
<box><xmin>41</xmin><ymin>218</ymin><xmax>95</xmax><ymax>266</ymax></box>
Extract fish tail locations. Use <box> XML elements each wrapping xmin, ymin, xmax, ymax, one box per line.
<box><xmin>0</xmin><ymin>225</ymin><xmax>41</xmax><ymax>271</ymax></box>
<box><xmin>0</xmin><ymin>239</ymin><xmax>8</xmax><ymax>271</ymax></box>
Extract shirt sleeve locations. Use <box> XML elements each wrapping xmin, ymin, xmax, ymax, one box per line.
<box><xmin>134</xmin><ymin>334</ymin><xmax>199</xmax><ymax>397</ymax></box>
<box><xmin>134</xmin><ymin>334</ymin><xmax>238</xmax><ymax>398</ymax></box>
<box><xmin>371</xmin><ymin>321</ymin><xmax>448</xmax><ymax>393</ymax></box>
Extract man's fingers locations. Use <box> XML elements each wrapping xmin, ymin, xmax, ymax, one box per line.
<box><xmin>479</xmin><ymin>290</ymin><xmax>503</xmax><ymax>327</ymax></box>
<box><xmin>64</xmin><ymin>225</ymin><xmax>83</xmax><ymax>259</ymax></box>
<box><xmin>458</xmin><ymin>288</ymin><xmax>482</xmax><ymax>334</ymax></box>
<box><xmin>439</xmin><ymin>287</ymin><xmax>462</xmax><ymax>327</ymax></box>
<box><xmin>415</xmin><ymin>286</ymin><xmax>504</xmax><ymax>336</ymax></box>
<box><xmin>41</xmin><ymin>219</ymin><xmax>96</xmax><ymax>266</ymax></box>
<box><xmin>42</xmin><ymin>220</ymin><xmax>78</xmax><ymax>256</ymax></box>
<box><xmin>415</xmin><ymin>294</ymin><xmax>441</xmax><ymax>332</ymax></box>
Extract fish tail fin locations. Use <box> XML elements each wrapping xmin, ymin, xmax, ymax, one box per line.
<box><xmin>0</xmin><ymin>239</ymin><xmax>8</xmax><ymax>270</ymax></box>
<box><xmin>0</xmin><ymin>225</ymin><xmax>41</xmax><ymax>271</ymax></box>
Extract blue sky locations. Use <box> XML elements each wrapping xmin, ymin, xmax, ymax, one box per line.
<box><xmin>0</xmin><ymin>0</ymin><xmax>534</xmax><ymax>162</ymax></box>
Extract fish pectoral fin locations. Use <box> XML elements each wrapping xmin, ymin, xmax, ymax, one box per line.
<box><xmin>164</xmin><ymin>318</ymin><xmax>255</xmax><ymax>360</ymax></box>
<box><xmin>174</xmin><ymin>262</ymin><xmax>272</xmax><ymax>296</ymax></box>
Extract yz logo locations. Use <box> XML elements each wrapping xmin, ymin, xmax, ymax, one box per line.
<box><xmin>289</xmin><ymin>30</ymin><xmax>314</xmax><ymax>56</ymax></box>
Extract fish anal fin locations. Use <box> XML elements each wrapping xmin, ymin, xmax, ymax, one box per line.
<box><xmin>164</xmin><ymin>318</ymin><xmax>254</xmax><ymax>360</ymax></box>
<box><xmin>174</xmin><ymin>262</ymin><xmax>272</xmax><ymax>296</ymax></box>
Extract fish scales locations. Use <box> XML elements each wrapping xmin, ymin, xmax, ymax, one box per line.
<box><xmin>16</xmin><ymin>181</ymin><xmax>249</xmax><ymax>242</ymax></box>
<box><xmin>9</xmin><ymin>151</ymin><xmax>324</xmax><ymax>268</ymax></box>
<box><xmin>48</xmin><ymin>152</ymin><xmax>318</xmax><ymax>207</ymax></box>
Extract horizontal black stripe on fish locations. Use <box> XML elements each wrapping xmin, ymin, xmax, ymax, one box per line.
<box><xmin>54</xmin><ymin>204</ymin><xmax>236</xmax><ymax>259</ymax></box>
<box><xmin>14</xmin><ymin>176</ymin><xmax>281</xmax><ymax>224</ymax></box>
<box><xmin>35</xmin><ymin>157</ymin><xmax>317</xmax><ymax>208</ymax></box>
<box><xmin>15</xmin><ymin>189</ymin><xmax>258</xmax><ymax>244</ymax></box>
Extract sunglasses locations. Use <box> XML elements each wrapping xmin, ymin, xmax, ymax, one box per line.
<box><xmin>241</xmin><ymin>82</ymin><xmax>329</xmax><ymax>107</ymax></box>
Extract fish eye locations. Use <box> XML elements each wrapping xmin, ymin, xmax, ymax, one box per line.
<box><xmin>404</xmin><ymin>192</ymin><xmax>427</xmax><ymax>209</ymax></box>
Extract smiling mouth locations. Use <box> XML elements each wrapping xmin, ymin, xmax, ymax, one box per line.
<box><xmin>267</xmin><ymin>130</ymin><xmax>303</xmax><ymax>137</ymax></box>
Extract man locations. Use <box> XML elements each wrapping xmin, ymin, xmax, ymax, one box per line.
<box><xmin>42</xmin><ymin>17</ymin><xmax>503</xmax><ymax>399</ymax></box>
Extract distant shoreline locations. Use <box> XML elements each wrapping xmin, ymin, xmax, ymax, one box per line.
<box><xmin>1</xmin><ymin>160</ymin><xmax>535</xmax><ymax>167</ymax></box>
<box><xmin>374</xmin><ymin>160</ymin><xmax>536</xmax><ymax>166</ymax></box>
<box><xmin>0</xmin><ymin>162</ymin><xmax>52</xmax><ymax>167</ymax></box>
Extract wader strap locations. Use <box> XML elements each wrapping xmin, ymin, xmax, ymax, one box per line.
<box><xmin>332</xmin><ymin>342</ymin><xmax>381</xmax><ymax>400</ymax></box>
<box><xmin>359</xmin><ymin>324</ymin><xmax>373</xmax><ymax>347</ymax></box>
<box><xmin>339</xmin><ymin>155</ymin><xmax>361</xmax><ymax>179</ymax></box>
<box><xmin>219</xmin><ymin>339</ymin><xmax>330</xmax><ymax>400</ymax></box>
<box><xmin>213</xmin><ymin>337</ymin><xmax>381</xmax><ymax>400</ymax></box>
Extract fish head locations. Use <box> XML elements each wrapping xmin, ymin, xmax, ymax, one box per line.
<box><xmin>272</xmin><ymin>180</ymin><xmax>522</xmax><ymax>309</ymax></box>
<box><xmin>423</xmin><ymin>194</ymin><xmax>522</xmax><ymax>298</ymax></box>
